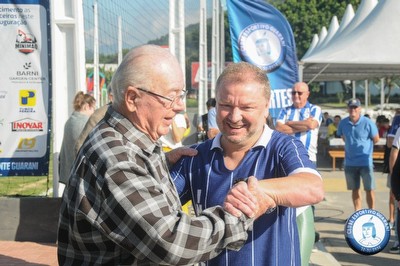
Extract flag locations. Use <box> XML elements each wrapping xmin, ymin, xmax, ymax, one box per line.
<box><xmin>227</xmin><ymin>0</ymin><xmax>298</xmax><ymax>121</ymax></box>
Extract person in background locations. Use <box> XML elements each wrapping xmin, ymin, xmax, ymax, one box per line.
<box><xmin>160</xmin><ymin>112</ymin><xmax>187</xmax><ymax>152</ymax></box>
<box><xmin>337</xmin><ymin>98</ymin><xmax>379</xmax><ymax>211</ymax></box>
<box><xmin>74</xmin><ymin>85</ymin><xmax>113</xmax><ymax>156</ymax></box>
<box><xmin>197</xmin><ymin>98</ymin><xmax>216</xmax><ymax>142</ymax></box>
<box><xmin>378</xmin><ymin>117</ymin><xmax>390</xmax><ymax>138</ymax></box>
<box><xmin>183</xmin><ymin>111</ymin><xmax>191</xmax><ymax>139</ymax></box>
<box><xmin>385</xmin><ymin>109</ymin><xmax>400</xmax><ymax>241</ymax></box>
<box><xmin>171</xmin><ymin>62</ymin><xmax>324</xmax><ymax>265</ymax></box>
<box><xmin>390</xmin><ymin>131</ymin><xmax>400</xmax><ymax>254</ymax></box>
<box><xmin>207</xmin><ymin>98</ymin><xmax>219</xmax><ymax>139</ymax></box>
<box><xmin>328</xmin><ymin>115</ymin><xmax>341</xmax><ymax>139</ymax></box>
<box><xmin>388</xmin><ymin>126</ymin><xmax>400</xmax><ymax>253</ymax></box>
<box><xmin>58</xmin><ymin>91</ymin><xmax>96</xmax><ymax>195</ymax></box>
<box><xmin>323</xmin><ymin>111</ymin><xmax>333</xmax><ymax>127</ymax></box>
<box><xmin>57</xmin><ymin>45</ymin><xmax>267</xmax><ymax>265</ymax></box>
<box><xmin>275</xmin><ymin>81</ymin><xmax>322</xmax><ymax>266</ymax></box>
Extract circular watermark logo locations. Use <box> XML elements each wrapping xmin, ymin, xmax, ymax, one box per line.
<box><xmin>238</xmin><ymin>23</ymin><xmax>286</xmax><ymax>72</ymax></box>
<box><xmin>344</xmin><ymin>209</ymin><xmax>390</xmax><ymax>255</ymax></box>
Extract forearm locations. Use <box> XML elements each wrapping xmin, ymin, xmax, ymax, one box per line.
<box><xmin>391</xmin><ymin>155</ymin><xmax>400</xmax><ymax>201</ymax></box>
<box><xmin>207</xmin><ymin>128</ymin><xmax>219</xmax><ymax>139</ymax></box>
<box><xmin>105</xmin><ymin>168</ymin><xmax>251</xmax><ymax>264</ymax></box>
<box><xmin>258</xmin><ymin>173</ymin><xmax>324</xmax><ymax>207</ymax></box>
<box><xmin>275</xmin><ymin>123</ymin><xmax>296</xmax><ymax>134</ymax></box>
<box><xmin>286</xmin><ymin>121</ymin><xmax>309</xmax><ymax>133</ymax></box>
<box><xmin>276</xmin><ymin>119</ymin><xmax>316</xmax><ymax>134</ymax></box>
<box><xmin>287</xmin><ymin>119</ymin><xmax>318</xmax><ymax>131</ymax></box>
<box><xmin>389</xmin><ymin>148</ymin><xmax>399</xmax><ymax>174</ymax></box>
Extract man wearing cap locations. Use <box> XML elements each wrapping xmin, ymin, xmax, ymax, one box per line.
<box><xmin>337</xmin><ymin>98</ymin><xmax>380</xmax><ymax>211</ymax></box>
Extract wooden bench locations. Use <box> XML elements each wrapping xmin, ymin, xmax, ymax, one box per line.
<box><xmin>328</xmin><ymin>147</ymin><xmax>385</xmax><ymax>170</ymax></box>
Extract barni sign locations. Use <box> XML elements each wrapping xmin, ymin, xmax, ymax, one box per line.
<box><xmin>0</xmin><ymin>0</ymin><xmax>52</xmax><ymax>176</ymax></box>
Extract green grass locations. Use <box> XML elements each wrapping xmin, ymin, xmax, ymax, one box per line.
<box><xmin>0</xmin><ymin>144</ymin><xmax>54</xmax><ymax>197</ymax></box>
<box><xmin>0</xmin><ymin>175</ymin><xmax>52</xmax><ymax>197</ymax></box>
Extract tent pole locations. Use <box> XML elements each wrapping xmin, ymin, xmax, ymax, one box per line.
<box><xmin>298</xmin><ymin>62</ymin><xmax>304</xmax><ymax>82</ymax></box>
<box><xmin>380</xmin><ymin>78</ymin><xmax>384</xmax><ymax>113</ymax></box>
<box><xmin>364</xmin><ymin>80</ymin><xmax>368</xmax><ymax>111</ymax></box>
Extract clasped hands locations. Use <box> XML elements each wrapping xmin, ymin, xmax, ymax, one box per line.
<box><xmin>224</xmin><ymin>176</ymin><xmax>276</xmax><ymax>220</ymax></box>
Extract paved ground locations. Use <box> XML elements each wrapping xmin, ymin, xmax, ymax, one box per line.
<box><xmin>0</xmin><ymin>241</ymin><xmax>57</xmax><ymax>265</ymax></box>
<box><xmin>309</xmin><ymin>155</ymin><xmax>400</xmax><ymax>266</ymax></box>
<box><xmin>0</xmin><ymin>150</ymin><xmax>399</xmax><ymax>265</ymax></box>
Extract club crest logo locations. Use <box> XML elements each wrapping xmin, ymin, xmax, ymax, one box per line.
<box><xmin>15</xmin><ymin>29</ymin><xmax>38</xmax><ymax>54</ymax></box>
<box><xmin>345</xmin><ymin>209</ymin><xmax>390</xmax><ymax>255</ymax></box>
<box><xmin>238</xmin><ymin>23</ymin><xmax>286</xmax><ymax>73</ymax></box>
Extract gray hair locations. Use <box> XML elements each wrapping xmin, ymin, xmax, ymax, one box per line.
<box><xmin>110</xmin><ymin>44</ymin><xmax>176</xmax><ymax>106</ymax></box>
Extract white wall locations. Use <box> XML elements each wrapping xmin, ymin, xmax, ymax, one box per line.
<box><xmin>51</xmin><ymin>0</ymin><xmax>86</xmax><ymax>197</ymax></box>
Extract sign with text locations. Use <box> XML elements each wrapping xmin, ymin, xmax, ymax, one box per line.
<box><xmin>0</xmin><ymin>0</ymin><xmax>51</xmax><ymax>176</ymax></box>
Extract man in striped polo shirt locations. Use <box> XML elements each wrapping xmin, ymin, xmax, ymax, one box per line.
<box><xmin>276</xmin><ymin>82</ymin><xmax>322</xmax><ymax>266</ymax></box>
<box><xmin>171</xmin><ymin>62</ymin><xmax>324</xmax><ymax>265</ymax></box>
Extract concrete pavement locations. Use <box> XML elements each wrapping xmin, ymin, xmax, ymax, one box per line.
<box><xmin>309</xmin><ymin>156</ymin><xmax>400</xmax><ymax>265</ymax></box>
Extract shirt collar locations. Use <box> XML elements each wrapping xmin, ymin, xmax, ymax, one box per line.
<box><xmin>210</xmin><ymin>125</ymin><xmax>273</xmax><ymax>151</ymax></box>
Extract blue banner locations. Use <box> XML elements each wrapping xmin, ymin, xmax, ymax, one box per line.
<box><xmin>227</xmin><ymin>0</ymin><xmax>298</xmax><ymax>121</ymax></box>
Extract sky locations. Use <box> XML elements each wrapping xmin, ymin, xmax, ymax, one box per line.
<box><xmin>83</xmin><ymin>0</ymin><xmax>217</xmax><ymax>56</ymax></box>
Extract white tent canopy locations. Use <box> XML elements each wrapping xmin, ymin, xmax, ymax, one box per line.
<box><xmin>299</xmin><ymin>0</ymin><xmax>400</xmax><ymax>83</ymax></box>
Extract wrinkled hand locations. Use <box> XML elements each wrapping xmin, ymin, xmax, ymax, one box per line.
<box><xmin>224</xmin><ymin>179</ymin><xmax>258</xmax><ymax>218</ymax></box>
<box><xmin>247</xmin><ymin>176</ymin><xmax>276</xmax><ymax>219</ymax></box>
<box><xmin>166</xmin><ymin>147</ymin><xmax>198</xmax><ymax>166</ymax></box>
<box><xmin>224</xmin><ymin>177</ymin><xmax>276</xmax><ymax>220</ymax></box>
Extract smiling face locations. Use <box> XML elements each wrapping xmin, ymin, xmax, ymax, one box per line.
<box><xmin>216</xmin><ymin>78</ymin><xmax>269</xmax><ymax>149</ymax></box>
<box><xmin>131</xmin><ymin>61</ymin><xmax>185</xmax><ymax>141</ymax></box>
<box><xmin>114</xmin><ymin>46</ymin><xmax>186</xmax><ymax>142</ymax></box>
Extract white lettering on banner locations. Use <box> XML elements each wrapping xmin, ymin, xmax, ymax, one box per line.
<box><xmin>11</xmin><ymin>162</ymin><xmax>38</xmax><ymax>170</ymax></box>
<box><xmin>269</xmin><ymin>88</ymin><xmax>292</xmax><ymax>109</ymax></box>
<box><xmin>0</xmin><ymin>162</ymin><xmax>11</xmax><ymax>170</ymax></box>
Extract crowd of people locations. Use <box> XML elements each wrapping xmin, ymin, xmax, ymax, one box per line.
<box><xmin>56</xmin><ymin>44</ymin><xmax>399</xmax><ymax>265</ymax></box>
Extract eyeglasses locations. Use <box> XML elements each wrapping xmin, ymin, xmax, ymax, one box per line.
<box><xmin>291</xmin><ymin>91</ymin><xmax>305</xmax><ymax>96</ymax></box>
<box><xmin>136</xmin><ymin>87</ymin><xmax>187</xmax><ymax>108</ymax></box>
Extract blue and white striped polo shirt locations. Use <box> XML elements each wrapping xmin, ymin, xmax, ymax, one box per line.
<box><xmin>276</xmin><ymin>101</ymin><xmax>322</xmax><ymax>162</ymax></box>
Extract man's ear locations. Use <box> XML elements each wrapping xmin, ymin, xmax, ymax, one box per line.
<box><xmin>125</xmin><ymin>86</ymin><xmax>138</xmax><ymax>112</ymax></box>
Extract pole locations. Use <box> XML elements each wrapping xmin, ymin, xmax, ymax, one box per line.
<box><xmin>198</xmin><ymin>0</ymin><xmax>207</xmax><ymax>116</ymax></box>
<box><xmin>93</xmin><ymin>0</ymin><xmax>99</xmax><ymax>107</ymax></box>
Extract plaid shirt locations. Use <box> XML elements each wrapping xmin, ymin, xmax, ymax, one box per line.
<box><xmin>57</xmin><ymin>106</ymin><xmax>252</xmax><ymax>265</ymax></box>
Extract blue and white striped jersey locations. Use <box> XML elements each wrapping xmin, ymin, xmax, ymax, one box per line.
<box><xmin>171</xmin><ymin>126</ymin><xmax>320</xmax><ymax>266</ymax></box>
<box><xmin>276</xmin><ymin>101</ymin><xmax>322</xmax><ymax>162</ymax></box>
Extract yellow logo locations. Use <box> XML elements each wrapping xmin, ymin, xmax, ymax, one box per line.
<box><xmin>17</xmin><ymin>138</ymin><xmax>36</xmax><ymax>149</ymax></box>
<box><xmin>19</xmin><ymin>90</ymin><xmax>36</xmax><ymax>106</ymax></box>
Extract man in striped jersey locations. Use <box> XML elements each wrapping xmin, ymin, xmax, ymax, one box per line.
<box><xmin>275</xmin><ymin>82</ymin><xmax>322</xmax><ymax>266</ymax></box>
<box><xmin>171</xmin><ymin>62</ymin><xmax>324</xmax><ymax>265</ymax></box>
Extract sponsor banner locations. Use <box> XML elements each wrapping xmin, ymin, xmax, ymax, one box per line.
<box><xmin>0</xmin><ymin>0</ymin><xmax>51</xmax><ymax>176</ymax></box>
<box><xmin>227</xmin><ymin>0</ymin><xmax>298</xmax><ymax>121</ymax></box>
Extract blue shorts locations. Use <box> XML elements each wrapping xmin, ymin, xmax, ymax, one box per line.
<box><xmin>344</xmin><ymin>166</ymin><xmax>376</xmax><ymax>190</ymax></box>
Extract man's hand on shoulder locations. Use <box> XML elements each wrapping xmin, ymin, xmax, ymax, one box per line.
<box><xmin>166</xmin><ymin>147</ymin><xmax>198</xmax><ymax>166</ymax></box>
